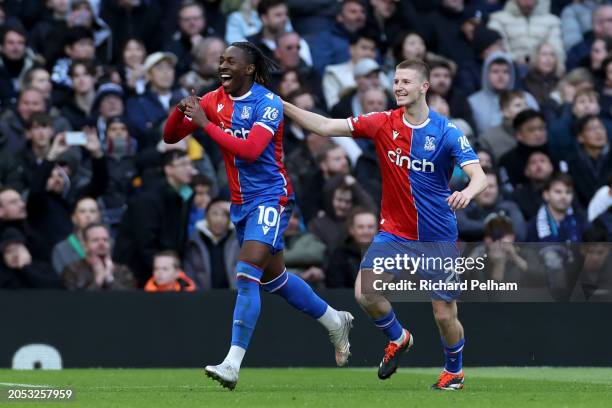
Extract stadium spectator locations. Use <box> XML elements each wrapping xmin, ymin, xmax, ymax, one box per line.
<box><xmin>331</xmin><ymin>58</ymin><xmax>390</xmax><ymax>119</ymax></box>
<box><xmin>578</xmin><ymin>222</ymin><xmax>612</xmax><ymax>300</ymax></box>
<box><xmin>283</xmin><ymin>206</ymin><xmax>327</xmax><ymax>285</ymax></box>
<box><xmin>0</xmin><ymin>87</ymin><xmax>71</xmax><ymax>156</ymax></box>
<box><xmin>499</xmin><ymin>109</ymin><xmax>549</xmax><ymax>188</ymax></box>
<box><xmin>224</xmin><ymin>0</ymin><xmax>263</xmax><ymax>44</ymax></box>
<box><xmin>21</xmin><ymin>67</ymin><xmax>53</xmax><ymax>104</ymax></box>
<box><xmin>364</xmin><ymin>0</ymin><xmax>420</xmax><ymax>55</ymax></box>
<box><xmin>51</xmin><ymin>27</ymin><xmax>96</xmax><ymax>90</ymax></box>
<box><xmin>145</xmin><ymin>250</ymin><xmax>196</xmax><ymax>292</ymax></box>
<box><xmin>62</xmin><ymin>222</ymin><xmax>135</xmax><ymax>290</ymax></box>
<box><xmin>566</xmin><ymin>115</ymin><xmax>612</xmax><ymax>208</ymax></box>
<box><xmin>114</xmin><ymin>150</ymin><xmax>194</xmax><ymax>286</ymax></box>
<box><xmin>247</xmin><ymin>0</ymin><xmax>312</xmax><ymax>67</ymax></box>
<box><xmin>91</xmin><ymin>82</ymin><xmax>125</xmax><ymax>145</ymax></box>
<box><xmin>126</xmin><ymin>52</ymin><xmax>187</xmax><ymax>148</ymax></box>
<box><xmin>66</xmin><ymin>0</ymin><xmax>112</xmax><ymax>63</ymax></box>
<box><xmin>100</xmin><ymin>0</ymin><xmax>162</xmax><ymax>63</ymax></box>
<box><xmin>322</xmin><ymin>29</ymin><xmax>378</xmax><ymax>110</ymax></box>
<box><xmin>560</xmin><ymin>0</ymin><xmax>596</xmax><ymax>52</ymax></box>
<box><xmin>423</xmin><ymin>0</ymin><xmax>477</xmax><ymax>65</ymax></box>
<box><xmin>566</xmin><ymin>4</ymin><xmax>612</xmax><ymax>71</ymax></box>
<box><xmin>285</xmin><ymin>126</ymin><xmax>332</xmax><ymax>198</ymax></box>
<box><xmin>456</xmin><ymin>168</ymin><xmax>527</xmax><ymax>242</ymax></box>
<box><xmin>183</xmin><ymin>198</ymin><xmax>239</xmax><ymax>290</ymax></box>
<box><xmin>0</xmin><ymin>22</ymin><xmax>36</xmax><ymax>108</ymax></box>
<box><xmin>587</xmin><ymin>37</ymin><xmax>612</xmax><ymax>76</ymax></box>
<box><xmin>61</xmin><ymin>60</ymin><xmax>97</xmax><ymax>129</ymax></box>
<box><xmin>276</xmin><ymin>69</ymin><xmax>302</xmax><ymax>100</ymax></box>
<box><xmin>298</xmin><ymin>143</ymin><xmax>350</xmax><ymax>223</ymax></box>
<box><xmin>456</xmin><ymin>25</ymin><xmax>504</xmax><ymax>96</ymax></box>
<box><xmin>308</xmin><ymin>0</ymin><xmax>367</xmax><ymax>74</ymax></box>
<box><xmin>523</xmin><ymin>42</ymin><xmax>563</xmax><ymax>109</ymax></box>
<box><xmin>26</xmin><ymin>129</ymin><xmax>107</xmax><ymax>257</ymax></box>
<box><xmin>548</xmin><ymin>88</ymin><xmax>612</xmax><ymax>159</ymax></box>
<box><xmin>51</xmin><ymin>196</ymin><xmax>101</xmax><ymax>275</ymax></box>
<box><xmin>307</xmin><ymin>174</ymin><xmax>376</xmax><ymax>254</ymax></box>
<box><xmin>0</xmin><ymin>227</ymin><xmax>60</xmax><ymax>289</ymax></box>
<box><xmin>119</xmin><ymin>38</ymin><xmax>147</xmax><ymax>96</ymax></box>
<box><xmin>164</xmin><ymin>1</ymin><xmax>217</xmax><ymax>78</ymax></box>
<box><xmin>0</xmin><ymin>188</ymin><xmax>47</xmax><ymax>261</ymax></box>
<box><xmin>527</xmin><ymin>173</ymin><xmax>586</xmax><ymax>242</ymax></box>
<box><xmin>326</xmin><ymin>207</ymin><xmax>377</xmax><ymax>288</ymax></box>
<box><xmin>270</xmin><ymin>32</ymin><xmax>322</xmax><ymax>102</ymax></box>
<box><xmin>479</xmin><ymin>90</ymin><xmax>528</xmax><ymax>162</ymax></box>
<box><xmin>187</xmin><ymin>174</ymin><xmax>213</xmax><ymax>237</ymax></box>
<box><xmin>467</xmin><ymin>51</ymin><xmax>538</xmax><ymax>134</ymax></box>
<box><xmin>99</xmin><ymin>116</ymin><xmax>138</xmax><ymax>227</ymax></box>
<box><xmin>465</xmin><ymin>214</ymin><xmax>529</xmax><ymax>301</ymax></box>
<box><xmin>511</xmin><ymin>150</ymin><xmax>555</xmax><ymax>221</ymax></box>
<box><xmin>179</xmin><ymin>36</ymin><xmax>225</xmax><ymax>96</ymax></box>
<box><xmin>487</xmin><ymin>0</ymin><xmax>564</xmax><ymax>70</ymax></box>
<box><xmin>29</xmin><ymin>0</ymin><xmax>70</xmax><ymax>66</ymax></box>
<box><xmin>427</xmin><ymin>60</ymin><xmax>475</xmax><ymax>133</ymax></box>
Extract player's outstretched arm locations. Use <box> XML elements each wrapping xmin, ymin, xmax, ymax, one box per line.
<box><xmin>446</xmin><ymin>163</ymin><xmax>488</xmax><ymax>210</ymax></box>
<box><xmin>282</xmin><ymin>100</ymin><xmax>352</xmax><ymax>137</ymax></box>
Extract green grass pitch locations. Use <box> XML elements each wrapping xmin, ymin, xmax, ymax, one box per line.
<box><xmin>1</xmin><ymin>367</ymin><xmax>611</xmax><ymax>407</ymax></box>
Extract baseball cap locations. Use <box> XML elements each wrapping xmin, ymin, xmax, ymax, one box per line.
<box><xmin>0</xmin><ymin>228</ymin><xmax>26</xmax><ymax>252</ymax></box>
<box><xmin>143</xmin><ymin>52</ymin><xmax>178</xmax><ymax>73</ymax></box>
<box><xmin>353</xmin><ymin>58</ymin><xmax>380</xmax><ymax>77</ymax></box>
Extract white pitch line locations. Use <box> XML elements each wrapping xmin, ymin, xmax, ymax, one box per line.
<box><xmin>0</xmin><ymin>382</ymin><xmax>52</xmax><ymax>388</ymax></box>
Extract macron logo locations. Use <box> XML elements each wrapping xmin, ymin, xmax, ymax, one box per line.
<box><xmin>262</xmin><ymin>226</ymin><xmax>270</xmax><ymax>235</ymax></box>
<box><xmin>217</xmin><ymin>104</ymin><xmax>224</xmax><ymax>112</ymax></box>
<box><xmin>392</xmin><ymin>130</ymin><xmax>400</xmax><ymax>140</ymax></box>
<box><xmin>266</xmin><ymin>93</ymin><xmax>274</xmax><ymax>100</ymax></box>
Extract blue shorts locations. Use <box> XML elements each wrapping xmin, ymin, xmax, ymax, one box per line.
<box><xmin>360</xmin><ymin>231</ymin><xmax>462</xmax><ymax>302</ymax></box>
<box><xmin>231</xmin><ymin>195</ymin><xmax>293</xmax><ymax>253</ymax></box>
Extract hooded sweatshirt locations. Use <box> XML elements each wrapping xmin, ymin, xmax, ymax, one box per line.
<box><xmin>468</xmin><ymin>51</ymin><xmax>539</xmax><ymax>134</ymax></box>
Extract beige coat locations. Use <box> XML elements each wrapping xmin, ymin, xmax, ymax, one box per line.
<box><xmin>488</xmin><ymin>0</ymin><xmax>564</xmax><ymax>71</ymax></box>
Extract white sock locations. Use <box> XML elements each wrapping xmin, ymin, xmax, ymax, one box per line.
<box><xmin>223</xmin><ymin>345</ymin><xmax>246</xmax><ymax>370</ymax></box>
<box><xmin>391</xmin><ymin>329</ymin><xmax>407</xmax><ymax>346</ymax></box>
<box><xmin>317</xmin><ymin>306</ymin><xmax>342</xmax><ymax>331</ymax></box>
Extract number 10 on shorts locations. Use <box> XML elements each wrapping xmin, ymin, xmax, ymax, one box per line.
<box><xmin>257</xmin><ymin>205</ymin><xmax>279</xmax><ymax>235</ymax></box>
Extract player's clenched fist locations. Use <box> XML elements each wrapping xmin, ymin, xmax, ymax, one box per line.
<box><xmin>185</xmin><ymin>97</ymin><xmax>209</xmax><ymax>128</ymax></box>
<box><xmin>446</xmin><ymin>191</ymin><xmax>472</xmax><ymax>210</ymax></box>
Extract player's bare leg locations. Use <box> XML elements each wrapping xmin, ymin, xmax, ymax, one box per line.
<box><xmin>205</xmin><ymin>241</ymin><xmax>273</xmax><ymax>390</ymax></box>
<box><xmin>354</xmin><ymin>270</ymin><xmax>414</xmax><ymax>379</ymax></box>
<box><xmin>431</xmin><ymin>300</ymin><xmax>465</xmax><ymax>390</ymax></box>
<box><xmin>262</xmin><ymin>252</ymin><xmax>354</xmax><ymax>366</ymax></box>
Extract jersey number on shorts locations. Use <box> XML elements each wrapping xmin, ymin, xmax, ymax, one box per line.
<box><xmin>257</xmin><ymin>205</ymin><xmax>279</xmax><ymax>235</ymax></box>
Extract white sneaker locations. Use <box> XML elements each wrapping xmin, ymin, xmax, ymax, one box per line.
<box><xmin>328</xmin><ymin>311</ymin><xmax>354</xmax><ymax>366</ymax></box>
<box><xmin>204</xmin><ymin>362</ymin><xmax>239</xmax><ymax>390</ymax></box>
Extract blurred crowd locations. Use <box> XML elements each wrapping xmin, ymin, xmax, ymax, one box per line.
<box><xmin>0</xmin><ymin>0</ymin><xmax>612</xmax><ymax>295</ymax></box>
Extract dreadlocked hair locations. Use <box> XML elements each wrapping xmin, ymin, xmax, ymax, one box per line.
<box><xmin>230</xmin><ymin>41</ymin><xmax>279</xmax><ymax>87</ymax></box>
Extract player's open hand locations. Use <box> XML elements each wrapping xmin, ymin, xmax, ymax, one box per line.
<box><xmin>446</xmin><ymin>190</ymin><xmax>471</xmax><ymax>210</ymax></box>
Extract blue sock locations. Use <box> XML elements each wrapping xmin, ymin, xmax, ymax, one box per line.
<box><xmin>373</xmin><ymin>309</ymin><xmax>404</xmax><ymax>342</ymax></box>
<box><xmin>442</xmin><ymin>337</ymin><xmax>464</xmax><ymax>374</ymax></box>
<box><xmin>262</xmin><ymin>270</ymin><xmax>328</xmax><ymax>319</ymax></box>
<box><xmin>230</xmin><ymin>261</ymin><xmax>263</xmax><ymax>349</ymax></box>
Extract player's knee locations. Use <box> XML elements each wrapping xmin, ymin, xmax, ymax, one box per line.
<box><xmin>432</xmin><ymin>305</ymin><xmax>455</xmax><ymax>327</ymax></box>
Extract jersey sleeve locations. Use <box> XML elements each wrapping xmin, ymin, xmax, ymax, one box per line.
<box><xmin>346</xmin><ymin>111</ymin><xmax>388</xmax><ymax>139</ymax></box>
<box><xmin>254</xmin><ymin>94</ymin><xmax>283</xmax><ymax>135</ymax></box>
<box><xmin>445</xmin><ymin>121</ymin><xmax>479</xmax><ymax>167</ymax></box>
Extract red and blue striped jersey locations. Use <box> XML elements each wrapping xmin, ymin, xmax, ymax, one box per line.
<box><xmin>347</xmin><ymin>109</ymin><xmax>479</xmax><ymax>242</ymax></box>
<box><xmin>201</xmin><ymin>84</ymin><xmax>293</xmax><ymax>204</ymax></box>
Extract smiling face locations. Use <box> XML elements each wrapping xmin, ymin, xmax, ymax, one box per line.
<box><xmin>393</xmin><ymin>68</ymin><xmax>428</xmax><ymax>108</ymax></box>
<box><xmin>218</xmin><ymin>45</ymin><xmax>255</xmax><ymax>96</ymax></box>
